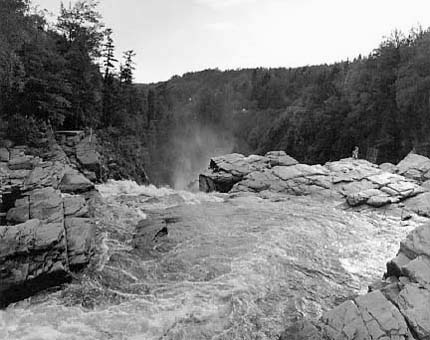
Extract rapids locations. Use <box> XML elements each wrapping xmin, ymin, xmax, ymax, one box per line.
<box><xmin>0</xmin><ymin>180</ymin><xmax>423</xmax><ymax>340</ymax></box>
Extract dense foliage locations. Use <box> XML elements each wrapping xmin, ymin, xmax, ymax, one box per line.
<box><xmin>0</xmin><ymin>0</ymin><xmax>149</xmax><ymax>182</ymax></box>
<box><xmin>2</xmin><ymin>0</ymin><xmax>430</xmax><ymax>187</ymax></box>
<box><xmin>144</xmin><ymin>28</ymin><xmax>430</xmax><ymax>185</ymax></box>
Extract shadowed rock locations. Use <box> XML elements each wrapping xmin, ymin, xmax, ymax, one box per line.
<box><xmin>1</xmin><ymin>142</ymin><xmax>96</xmax><ymax>308</ymax></box>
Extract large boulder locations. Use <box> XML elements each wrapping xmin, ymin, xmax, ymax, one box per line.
<box><xmin>76</xmin><ymin>135</ymin><xmax>101</xmax><ymax>173</ymax></box>
<box><xmin>65</xmin><ymin>217</ymin><xmax>95</xmax><ymax>268</ymax></box>
<box><xmin>0</xmin><ymin>219</ymin><xmax>69</xmax><ymax>307</ymax></box>
<box><xmin>59</xmin><ymin>168</ymin><xmax>94</xmax><ymax>193</ymax></box>
<box><xmin>24</xmin><ymin>162</ymin><xmax>66</xmax><ymax>190</ymax></box>
<box><xmin>200</xmin><ymin>152</ymin><xmax>427</xmax><ymax>208</ymax></box>
<box><xmin>29</xmin><ymin>187</ymin><xmax>63</xmax><ymax>223</ymax></box>
<box><xmin>199</xmin><ymin>171</ymin><xmax>241</xmax><ymax>193</ymax></box>
<box><xmin>200</xmin><ymin>153</ymin><xmax>271</xmax><ymax>193</ymax></box>
<box><xmin>397</xmin><ymin>153</ymin><xmax>430</xmax><ymax>182</ymax></box>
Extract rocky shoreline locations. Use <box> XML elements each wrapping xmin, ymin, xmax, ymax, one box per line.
<box><xmin>2</xmin><ymin>142</ymin><xmax>430</xmax><ymax>338</ymax></box>
<box><xmin>0</xmin><ymin>137</ymin><xmax>97</xmax><ymax>308</ymax></box>
<box><xmin>200</xmin><ymin>151</ymin><xmax>430</xmax><ymax>339</ymax></box>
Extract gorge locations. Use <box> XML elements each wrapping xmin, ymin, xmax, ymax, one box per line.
<box><xmin>2</xmin><ymin>137</ymin><xmax>430</xmax><ymax>339</ymax></box>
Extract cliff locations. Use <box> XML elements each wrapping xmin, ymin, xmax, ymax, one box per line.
<box><xmin>0</xmin><ymin>136</ymin><xmax>97</xmax><ymax>307</ymax></box>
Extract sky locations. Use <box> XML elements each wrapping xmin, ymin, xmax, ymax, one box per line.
<box><xmin>33</xmin><ymin>0</ymin><xmax>430</xmax><ymax>84</ymax></box>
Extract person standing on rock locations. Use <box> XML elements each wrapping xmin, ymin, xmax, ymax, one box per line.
<box><xmin>352</xmin><ymin>146</ymin><xmax>359</xmax><ymax>159</ymax></box>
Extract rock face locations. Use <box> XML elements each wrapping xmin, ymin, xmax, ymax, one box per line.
<box><xmin>0</xmin><ymin>141</ymin><xmax>96</xmax><ymax>307</ymax></box>
<box><xmin>281</xmin><ymin>221</ymin><xmax>430</xmax><ymax>340</ymax></box>
<box><xmin>55</xmin><ymin>130</ymin><xmax>102</xmax><ymax>182</ymax></box>
<box><xmin>200</xmin><ymin>153</ymin><xmax>274</xmax><ymax>192</ymax></box>
<box><xmin>200</xmin><ymin>152</ymin><xmax>427</xmax><ymax>210</ymax></box>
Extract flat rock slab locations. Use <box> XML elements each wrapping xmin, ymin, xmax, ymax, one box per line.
<box><xmin>321</xmin><ymin>290</ymin><xmax>412</xmax><ymax>340</ymax></box>
<box><xmin>397</xmin><ymin>284</ymin><xmax>430</xmax><ymax>339</ymax></box>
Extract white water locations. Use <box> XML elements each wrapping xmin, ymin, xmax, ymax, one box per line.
<box><xmin>0</xmin><ymin>181</ymin><xmax>422</xmax><ymax>340</ymax></box>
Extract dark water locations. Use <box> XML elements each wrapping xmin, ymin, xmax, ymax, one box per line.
<box><xmin>0</xmin><ymin>181</ymin><xmax>419</xmax><ymax>340</ymax></box>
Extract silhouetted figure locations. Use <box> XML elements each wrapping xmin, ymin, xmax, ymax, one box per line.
<box><xmin>352</xmin><ymin>146</ymin><xmax>359</xmax><ymax>159</ymax></box>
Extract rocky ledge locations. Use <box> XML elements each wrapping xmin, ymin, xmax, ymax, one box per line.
<box><xmin>200</xmin><ymin>151</ymin><xmax>430</xmax><ymax>215</ymax></box>
<box><xmin>0</xmin><ymin>140</ymin><xmax>96</xmax><ymax>307</ymax></box>
<box><xmin>281</xmin><ymin>220</ymin><xmax>430</xmax><ymax>340</ymax></box>
<box><xmin>200</xmin><ymin>151</ymin><xmax>430</xmax><ymax>339</ymax></box>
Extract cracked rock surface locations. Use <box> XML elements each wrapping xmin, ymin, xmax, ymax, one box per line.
<box><xmin>0</xmin><ymin>141</ymin><xmax>96</xmax><ymax>307</ymax></box>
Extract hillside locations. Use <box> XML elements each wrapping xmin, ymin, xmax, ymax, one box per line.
<box><xmin>139</xmin><ymin>28</ymin><xmax>430</xmax><ymax>186</ymax></box>
<box><xmin>3</xmin><ymin>1</ymin><xmax>430</xmax><ymax>189</ymax></box>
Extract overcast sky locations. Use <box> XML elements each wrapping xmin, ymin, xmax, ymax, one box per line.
<box><xmin>33</xmin><ymin>0</ymin><xmax>430</xmax><ymax>84</ymax></box>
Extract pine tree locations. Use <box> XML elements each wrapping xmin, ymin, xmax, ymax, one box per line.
<box><xmin>102</xmin><ymin>28</ymin><xmax>117</xmax><ymax>80</ymax></box>
<box><xmin>120</xmin><ymin>50</ymin><xmax>136</xmax><ymax>85</ymax></box>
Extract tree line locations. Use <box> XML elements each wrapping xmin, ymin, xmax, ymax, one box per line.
<box><xmin>0</xmin><ymin>0</ymin><xmax>146</xmax><ymax>137</ymax></box>
<box><xmin>2</xmin><ymin>0</ymin><xmax>430</xmax><ymax>186</ymax></box>
<box><xmin>143</xmin><ymin>27</ymin><xmax>430</xmax><ymax>184</ymax></box>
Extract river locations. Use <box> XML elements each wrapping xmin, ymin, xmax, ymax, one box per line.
<box><xmin>0</xmin><ymin>180</ymin><xmax>421</xmax><ymax>340</ymax></box>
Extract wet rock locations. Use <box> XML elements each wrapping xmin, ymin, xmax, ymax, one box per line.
<box><xmin>65</xmin><ymin>217</ymin><xmax>95</xmax><ymax>268</ymax></box>
<box><xmin>132</xmin><ymin>215</ymin><xmax>181</xmax><ymax>257</ymax></box>
<box><xmin>60</xmin><ymin>169</ymin><xmax>94</xmax><ymax>193</ymax></box>
<box><xmin>0</xmin><ymin>219</ymin><xmax>69</xmax><ymax>307</ymax></box>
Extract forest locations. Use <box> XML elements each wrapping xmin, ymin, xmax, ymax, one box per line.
<box><xmin>2</xmin><ymin>0</ymin><xmax>430</xmax><ymax>187</ymax></box>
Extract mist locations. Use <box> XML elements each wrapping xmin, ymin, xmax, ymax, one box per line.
<box><xmin>170</xmin><ymin>123</ymin><xmax>235</xmax><ymax>191</ymax></box>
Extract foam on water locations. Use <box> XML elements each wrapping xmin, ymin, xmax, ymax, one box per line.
<box><xmin>96</xmin><ymin>180</ymin><xmax>225</xmax><ymax>205</ymax></box>
<box><xmin>1</xmin><ymin>181</ymin><xmax>424</xmax><ymax>340</ymax></box>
